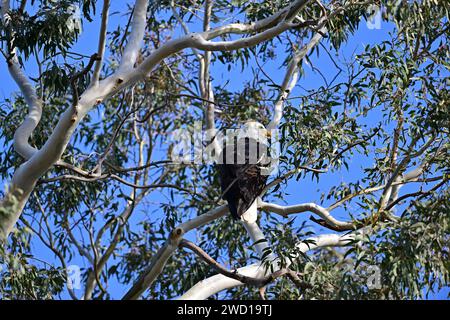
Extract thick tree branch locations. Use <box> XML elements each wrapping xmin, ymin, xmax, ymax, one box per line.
<box><xmin>118</xmin><ymin>0</ymin><xmax>148</xmax><ymax>72</ymax></box>
<box><xmin>1</xmin><ymin>0</ymin><xmax>42</xmax><ymax>160</ymax></box>
<box><xmin>179</xmin><ymin>239</ymin><xmax>304</xmax><ymax>289</ymax></box>
<box><xmin>0</xmin><ymin>0</ymin><xmax>361</xmax><ymax>243</ymax></box>
<box><xmin>242</xmin><ymin>219</ymin><xmax>273</xmax><ymax>259</ymax></box>
<box><xmin>122</xmin><ymin>205</ymin><xmax>228</xmax><ymax>300</ymax></box>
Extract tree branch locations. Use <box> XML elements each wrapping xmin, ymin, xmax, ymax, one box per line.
<box><xmin>91</xmin><ymin>0</ymin><xmax>111</xmax><ymax>85</ymax></box>
<box><xmin>179</xmin><ymin>231</ymin><xmax>360</xmax><ymax>300</ymax></box>
<box><xmin>268</xmin><ymin>22</ymin><xmax>327</xmax><ymax>130</ymax></box>
<box><xmin>0</xmin><ymin>0</ymin><xmax>358</xmax><ymax>242</ymax></box>
<box><xmin>1</xmin><ymin>0</ymin><xmax>42</xmax><ymax>160</ymax></box>
<box><xmin>118</xmin><ymin>0</ymin><xmax>148</xmax><ymax>72</ymax></box>
<box><xmin>122</xmin><ymin>205</ymin><xmax>228</xmax><ymax>300</ymax></box>
<box><xmin>258</xmin><ymin>200</ymin><xmax>356</xmax><ymax>231</ymax></box>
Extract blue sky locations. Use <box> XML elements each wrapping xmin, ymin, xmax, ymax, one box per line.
<box><xmin>0</xmin><ymin>1</ymin><xmax>448</xmax><ymax>300</ymax></box>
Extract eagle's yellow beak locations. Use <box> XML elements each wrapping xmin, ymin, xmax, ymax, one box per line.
<box><xmin>266</xmin><ymin>130</ymin><xmax>272</xmax><ymax>138</ymax></box>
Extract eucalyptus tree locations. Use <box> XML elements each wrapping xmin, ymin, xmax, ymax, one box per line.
<box><xmin>0</xmin><ymin>0</ymin><xmax>448</xmax><ymax>300</ymax></box>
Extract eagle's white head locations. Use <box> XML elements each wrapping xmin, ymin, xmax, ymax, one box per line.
<box><xmin>239</xmin><ymin>121</ymin><xmax>271</xmax><ymax>142</ymax></box>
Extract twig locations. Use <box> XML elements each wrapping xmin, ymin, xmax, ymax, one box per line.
<box><xmin>71</xmin><ymin>53</ymin><xmax>100</xmax><ymax>106</ymax></box>
<box><xmin>179</xmin><ymin>239</ymin><xmax>308</xmax><ymax>288</ymax></box>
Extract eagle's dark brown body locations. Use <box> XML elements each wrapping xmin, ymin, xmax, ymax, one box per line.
<box><xmin>218</xmin><ymin>137</ymin><xmax>269</xmax><ymax>220</ymax></box>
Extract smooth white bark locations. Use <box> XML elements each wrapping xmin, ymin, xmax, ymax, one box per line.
<box><xmin>122</xmin><ymin>205</ymin><xmax>228</xmax><ymax>300</ymax></box>
<box><xmin>259</xmin><ymin>200</ymin><xmax>355</xmax><ymax>230</ymax></box>
<box><xmin>241</xmin><ymin>199</ymin><xmax>276</xmax><ymax>261</ymax></box>
<box><xmin>268</xmin><ymin>27</ymin><xmax>326</xmax><ymax>130</ymax></box>
<box><xmin>0</xmin><ymin>0</ymin><xmax>315</xmax><ymax>240</ymax></box>
<box><xmin>1</xmin><ymin>0</ymin><xmax>42</xmax><ymax>160</ymax></box>
<box><xmin>179</xmin><ymin>232</ymin><xmax>359</xmax><ymax>300</ymax></box>
<box><xmin>118</xmin><ymin>0</ymin><xmax>148</xmax><ymax>73</ymax></box>
<box><xmin>91</xmin><ymin>0</ymin><xmax>111</xmax><ymax>86</ymax></box>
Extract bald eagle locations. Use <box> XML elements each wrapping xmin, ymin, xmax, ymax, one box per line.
<box><xmin>218</xmin><ymin>121</ymin><xmax>271</xmax><ymax>220</ymax></box>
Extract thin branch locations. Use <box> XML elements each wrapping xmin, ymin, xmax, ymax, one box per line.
<box><xmin>259</xmin><ymin>200</ymin><xmax>355</xmax><ymax>230</ymax></box>
<box><xmin>179</xmin><ymin>231</ymin><xmax>360</xmax><ymax>300</ymax></box>
<box><xmin>91</xmin><ymin>0</ymin><xmax>111</xmax><ymax>85</ymax></box>
<box><xmin>179</xmin><ymin>239</ymin><xmax>302</xmax><ymax>288</ymax></box>
<box><xmin>267</xmin><ymin>17</ymin><xmax>326</xmax><ymax>130</ymax></box>
<box><xmin>385</xmin><ymin>179</ymin><xmax>448</xmax><ymax>211</ymax></box>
